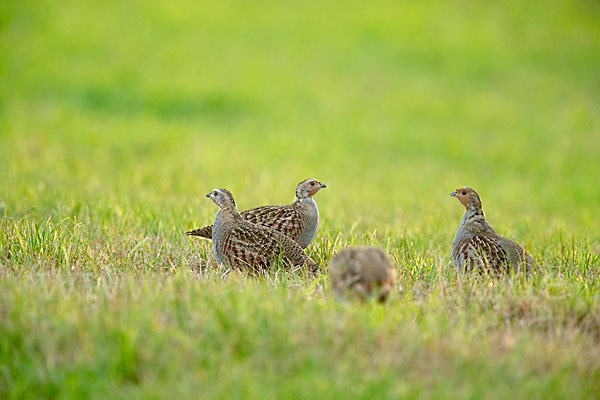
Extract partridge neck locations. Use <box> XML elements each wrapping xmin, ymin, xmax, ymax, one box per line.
<box><xmin>460</xmin><ymin>204</ymin><xmax>486</xmax><ymax>226</ymax></box>
<box><xmin>293</xmin><ymin>195</ymin><xmax>310</xmax><ymax>204</ymax></box>
<box><xmin>294</xmin><ymin>196</ymin><xmax>317</xmax><ymax>208</ymax></box>
<box><xmin>219</xmin><ymin>206</ymin><xmax>244</xmax><ymax>222</ymax></box>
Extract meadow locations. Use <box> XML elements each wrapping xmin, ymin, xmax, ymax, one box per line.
<box><xmin>1</xmin><ymin>0</ymin><xmax>599</xmax><ymax>398</ymax></box>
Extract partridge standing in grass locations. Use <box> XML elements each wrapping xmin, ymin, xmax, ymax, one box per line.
<box><xmin>187</xmin><ymin>179</ymin><xmax>327</xmax><ymax>249</ymax></box>
<box><xmin>450</xmin><ymin>186</ymin><xmax>536</xmax><ymax>275</ymax></box>
<box><xmin>328</xmin><ymin>246</ymin><xmax>396</xmax><ymax>303</ymax></box>
<box><xmin>206</xmin><ymin>188</ymin><xmax>319</xmax><ymax>273</ymax></box>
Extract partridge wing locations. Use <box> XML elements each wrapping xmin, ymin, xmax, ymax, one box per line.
<box><xmin>275</xmin><ymin>230</ymin><xmax>316</xmax><ymax>270</ymax></box>
<box><xmin>241</xmin><ymin>206</ymin><xmax>304</xmax><ymax>240</ymax></box>
<box><xmin>497</xmin><ymin>237</ymin><xmax>536</xmax><ymax>273</ymax></box>
<box><xmin>220</xmin><ymin>224</ymin><xmax>282</xmax><ymax>271</ymax></box>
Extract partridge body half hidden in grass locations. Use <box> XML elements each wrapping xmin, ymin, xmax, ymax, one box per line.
<box><xmin>187</xmin><ymin>179</ymin><xmax>327</xmax><ymax>249</ymax></box>
<box><xmin>328</xmin><ymin>246</ymin><xmax>396</xmax><ymax>303</ymax></box>
<box><xmin>206</xmin><ymin>188</ymin><xmax>319</xmax><ymax>273</ymax></box>
<box><xmin>450</xmin><ymin>186</ymin><xmax>536</xmax><ymax>274</ymax></box>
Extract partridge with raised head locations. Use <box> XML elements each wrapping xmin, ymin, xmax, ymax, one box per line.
<box><xmin>206</xmin><ymin>188</ymin><xmax>319</xmax><ymax>273</ymax></box>
<box><xmin>187</xmin><ymin>179</ymin><xmax>327</xmax><ymax>249</ymax></box>
<box><xmin>328</xmin><ymin>246</ymin><xmax>396</xmax><ymax>303</ymax></box>
<box><xmin>450</xmin><ymin>186</ymin><xmax>536</xmax><ymax>274</ymax></box>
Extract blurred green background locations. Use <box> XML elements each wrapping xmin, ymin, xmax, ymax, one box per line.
<box><xmin>2</xmin><ymin>0</ymin><xmax>599</xmax><ymax>243</ymax></box>
<box><xmin>2</xmin><ymin>1</ymin><xmax>600</xmax><ymax>398</ymax></box>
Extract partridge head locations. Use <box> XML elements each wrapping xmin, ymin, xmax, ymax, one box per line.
<box><xmin>295</xmin><ymin>178</ymin><xmax>327</xmax><ymax>200</ymax></box>
<box><xmin>206</xmin><ymin>188</ymin><xmax>237</xmax><ymax>210</ymax></box>
<box><xmin>450</xmin><ymin>186</ymin><xmax>482</xmax><ymax>211</ymax></box>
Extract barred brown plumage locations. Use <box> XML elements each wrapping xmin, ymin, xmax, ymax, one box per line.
<box><xmin>450</xmin><ymin>186</ymin><xmax>537</xmax><ymax>275</ymax></box>
<box><xmin>452</xmin><ymin>235</ymin><xmax>509</xmax><ymax>273</ymax></box>
<box><xmin>205</xmin><ymin>188</ymin><xmax>319</xmax><ymax>274</ymax></box>
<box><xmin>186</xmin><ymin>179</ymin><xmax>326</xmax><ymax>249</ymax></box>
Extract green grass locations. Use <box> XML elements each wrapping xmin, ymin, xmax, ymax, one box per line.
<box><xmin>1</xmin><ymin>0</ymin><xmax>599</xmax><ymax>398</ymax></box>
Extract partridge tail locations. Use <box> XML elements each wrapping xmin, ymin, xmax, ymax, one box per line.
<box><xmin>306</xmin><ymin>257</ymin><xmax>320</xmax><ymax>274</ymax></box>
<box><xmin>185</xmin><ymin>225</ymin><xmax>213</xmax><ymax>239</ymax></box>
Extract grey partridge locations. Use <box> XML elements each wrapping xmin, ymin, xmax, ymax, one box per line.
<box><xmin>450</xmin><ymin>186</ymin><xmax>536</xmax><ymax>275</ymax></box>
<box><xmin>328</xmin><ymin>246</ymin><xmax>396</xmax><ymax>303</ymax></box>
<box><xmin>187</xmin><ymin>179</ymin><xmax>327</xmax><ymax>249</ymax></box>
<box><xmin>206</xmin><ymin>188</ymin><xmax>319</xmax><ymax>273</ymax></box>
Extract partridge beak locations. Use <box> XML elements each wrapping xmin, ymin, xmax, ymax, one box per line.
<box><xmin>450</xmin><ymin>190</ymin><xmax>457</xmax><ymax>197</ymax></box>
<box><xmin>205</xmin><ymin>192</ymin><xmax>211</xmax><ymax>198</ymax></box>
<box><xmin>319</xmin><ymin>182</ymin><xmax>327</xmax><ymax>189</ymax></box>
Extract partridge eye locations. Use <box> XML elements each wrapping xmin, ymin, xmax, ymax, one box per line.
<box><xmin>461</xmin><ymin>191</ymin><xmax>467</xmax><ymax>195</ymax></box>
<box><xmin>311</xmin><ymin>182</ymin><xmax>315</xmax><ymax>186</ymax></box>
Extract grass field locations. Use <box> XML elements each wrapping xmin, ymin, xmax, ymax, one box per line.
<box><xmin>1</xmin><ymin>0</ymin><xmax>600</xmax><ymax>398</ymax></box>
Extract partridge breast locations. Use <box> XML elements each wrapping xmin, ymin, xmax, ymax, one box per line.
<box><xmin>452</xmin><ymin>234</ymin><xmax>509</xmax><ymax>273</ymax></box>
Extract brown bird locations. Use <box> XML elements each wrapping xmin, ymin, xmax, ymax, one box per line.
<box><xmin>328</xmin><ymin>246</ymin><xmax>397</xmax><ymax>303</ymax></box>
<box><xmin>206</xmin><ymin>188</ymin><xmax>319</xmax><ymax>273</ymax></box>
<box><xmin>450</xmin><ymin>186</ymin><xmax>536</xmax><ymax>275</ymax></box>
<box><xmin>187</xmin><ymin>179</ymin><xmax>327</xmax><ymax>249</ymax></box>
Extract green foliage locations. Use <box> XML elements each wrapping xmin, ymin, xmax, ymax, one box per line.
<box><xmin>1</xmin><ymin>0</ymin><xmax>599</xmax><ymax>398</ymax></box>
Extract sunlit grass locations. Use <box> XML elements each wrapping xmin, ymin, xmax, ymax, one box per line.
<box><xmin>1</xmin><ymin>0</ymin><xmax>599</xmax><ymax>398</ymax></box>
